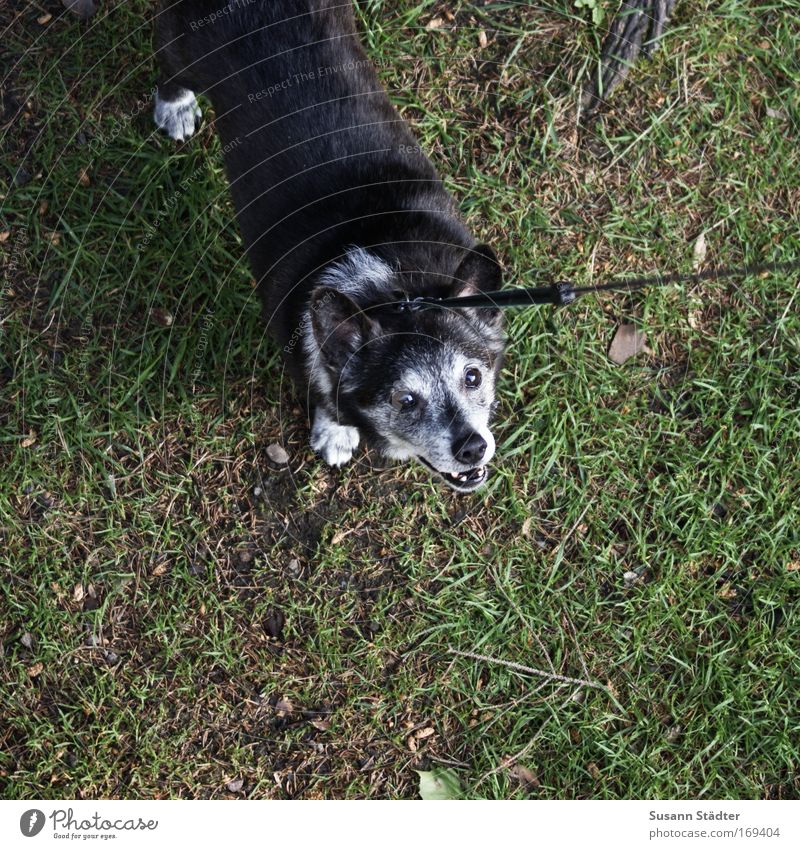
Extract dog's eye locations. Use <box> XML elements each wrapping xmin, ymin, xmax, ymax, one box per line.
<box><xmin>391</xmin><ymin>389</ymin><xmax>417</xmax><ymax>411</ymax></box>
<box><xmin>464</xmin><ymin>367</ymin><xmax>482</xmax><ymax>388</ymax></box>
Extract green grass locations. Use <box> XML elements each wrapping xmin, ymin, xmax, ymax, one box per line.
<box><xmin>1</xmin><ymin>0</ymin><xmax>799</xmax><ymax>799</ymax></box>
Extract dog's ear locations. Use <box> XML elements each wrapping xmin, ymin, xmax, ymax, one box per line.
<box><xmin>452</xmin><ymin>244</ymin><xmax>503</xmax><ymax>296</ymax></box>
<box><xmin>452</xmin><ymin>244</ymin><xmax>503</xmax><ymax>330</ymax></box>
<box><xmin>310</xmin><ymin>287</ymin><xmax>379</xmax><ymax>369</ymax></box>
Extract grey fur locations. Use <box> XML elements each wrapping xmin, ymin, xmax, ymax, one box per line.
<box><xmin>316</xmin><ymin>247</ymin><xmax>393</xmax><ymax>298</ymax></box>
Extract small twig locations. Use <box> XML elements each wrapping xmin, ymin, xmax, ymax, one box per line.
<box><xmin>448</xmin><ymin>647</ymin><xmax>604</xmax><ymax>691</ymax></box>
<box><xmin>427</xmin><ymin>754</ymin><xmax>472</xmax><ymax>769</ymax></box>
<box><xmin>563</xmin><ymin>613</ymin><xmax>592</xmax><ymax>683</ymax></box>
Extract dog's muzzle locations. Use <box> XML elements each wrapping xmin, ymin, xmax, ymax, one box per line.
<box><xmin>417</xmin><ymin>457</ymin><xmax>489</xmax><ymax>493</ymax></box>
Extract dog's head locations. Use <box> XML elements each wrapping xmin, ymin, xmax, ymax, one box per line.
<box><xmin>307</xmin><ymin>245</ymin><xmax>505</xmax><ymax>492</ymax></box>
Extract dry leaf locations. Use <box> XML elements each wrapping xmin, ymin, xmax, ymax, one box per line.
<box><xmin>83</xmin><ymin>584</ymin><xmax>100</xmax><ymax>610</ymax></box>
<box><xmin>426</xmin><ymin>16</ymin><xmax>445</xmax><ymax>29</ymax></box>
<box><xmin>665</xmin><ymin>723</ymin><xmax>682</xmax><ymax>743</ymax></box>
<box><xmin>275</xmin><ymin>698</ymin><xmax>294</xmax><ymax>716</ymax></box>
<box><xmin>692</xmin><ymin>232</ymin><xmax>707</xmax><ymax>270</ymax></box>
<box><xmin>28</xmin><ymin>662</ymin><xmax>44</xmax><ymax>677</ymax></box>
<box><xmin>478</xmin><ymin>30</ymin><xmax>488</xmax><ymax>48</ymax></box>
<box><xmin>21</xmin><ymin>432</ymin><xmax>37</xmax><ymax>448</ymax></box>
<box><xmin>765</xmin><ymin>106</ymin><xmax>788</xmax><ymax>120</ymax></box>
<box><xmin>310</xmin><ymin>718</ymin><xmax>330</xmax><ymax>731</ymax></box>
<box><xmin>225</xmin><ymin>778</ymin><xmax>244</xmax><ymax>792</ymax></box>
<box><xmin>608</xmin><ymin>324</ymin><xmax>646</xmax><ymax>365</ymax></box>
<box><xmin>508</xmin><ymin>764</ymin><xmax>540</xmax><ymax>788</ymax></box>
<box><xmin>38</xmin><ymin>13</ymin><xmax>53</xmax><ymax>25</ymax></box>
<box><xmin>264</xmin><ymin>608</ymin><xmax>285</xmax><ymax>640</ymax></box>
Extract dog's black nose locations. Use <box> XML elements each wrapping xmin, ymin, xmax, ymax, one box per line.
<box><xmin>451</xmin><ymin>431</ymin><xmax>487</xmax><ymax>466</ymax></box>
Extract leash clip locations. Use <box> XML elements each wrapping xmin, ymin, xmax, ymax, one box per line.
<box><xmin>394</xmin><ymin>295</ymin><xmax>432</xmax><ymax>313</ymax></box>
<box><xmin>552</xmin><ymin>281</ymin><xmax>577</xmax><ymax>306</ymax></box>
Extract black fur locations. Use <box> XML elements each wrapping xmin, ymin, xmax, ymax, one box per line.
<box><xmin>154</xmin><ymin>1</ymin><xmax>495</xmax><ymax>383</ymax></box>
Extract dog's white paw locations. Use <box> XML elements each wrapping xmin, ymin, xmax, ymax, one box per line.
<box><xmin>154</xmin><ymin>88</ymin><xmax>201</xmax><ymax>141</ymax></box>
<box><xmin>311</xmin><ymin>410</ymin><xmax>360</xmax><ymax>467</ymax></box>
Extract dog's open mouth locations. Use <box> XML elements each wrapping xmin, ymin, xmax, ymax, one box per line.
<box><xmin>417</xmin><ymin>457</ymin><xmax>488</xmax><ymax>493</ymax></box>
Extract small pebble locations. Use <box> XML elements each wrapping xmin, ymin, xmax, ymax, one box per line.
<box><xmin>266</xmin><ymin>443</ymin><xmax>290</xmax><ymax>465</ymax></box>
<box><xmin>13</xmin><ymin>167</ymin><xmax>31</xmax><ymax>187</ymax></box>
<box><xmin>62</xmin><ymin>0</ymin><xmax>98</xmax><ymax>19</ymax></box>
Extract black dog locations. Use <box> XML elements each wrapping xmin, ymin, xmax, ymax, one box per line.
<box><xmin>154</xmin><ymin>0</ymin><xmax>509</xmax><ymax>491</ymax></box>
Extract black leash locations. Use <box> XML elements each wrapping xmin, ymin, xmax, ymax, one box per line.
<box><xmin>389</xmin><ymin>259</ymin><xmax>800</xmax><ymax>312</ymax></box>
